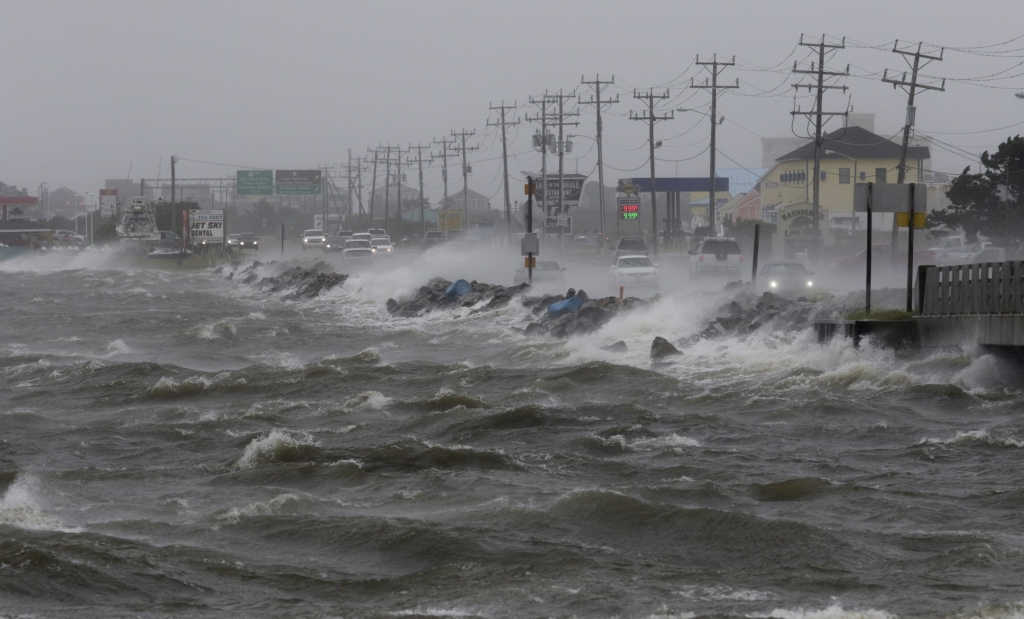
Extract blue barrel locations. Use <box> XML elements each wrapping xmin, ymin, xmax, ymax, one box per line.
<box><xmin>548</xmin><ymin>295</ymin><xmax>584</xmax><ymax>319</ymax></box>
<box><xmin>445</xmin><ymin>279</ymin><xmax>472</xmax><ymax>299</ymax></box>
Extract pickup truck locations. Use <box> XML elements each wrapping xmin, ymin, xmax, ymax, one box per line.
<box><xmin>936</xmin><ymin>242</ymin><xmax>1005</xmax><ymax>267</ymax></box>
<box><xmin>831</xmin><ymin>243</ymin><xmax>936</xmax><ymax>271</ymax></box>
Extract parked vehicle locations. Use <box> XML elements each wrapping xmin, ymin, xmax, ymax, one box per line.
<box><xmin>152</xmin><ymin>231</ymin><xmax>183</xmax><ymax>250</ymax></box>
<box><xmin>689</xmin><ymin>237</ymin><xmax>742</xmax><ymax>279</ymax></box>
<box><xmin>514</xmin><ymin>260</ymin><xmax>567</xmax><ymax>285</ymax></box>
<box><xmin>323</xmin><ymin>236</ymin><xmax>348</xmax><ymax>252</ymax></box>
<box><xmin>53</xmin><ymin>229</ymin><xmax>86</xmax><ymax>247</ymax></box>
<box><xmin>614</xmin><ymin>237</ymin><xmax>649</xmax><ymax>261</ymax></box>
<box><xmin>301</xmin><ymin>229</ymin><xmax>326</xmax><ymax>251</ymax></box>
<box><xmin>758</xmin><ymin>262</ymin><xmax>815</xmax><ymax>294</ymax></box>
<box><xmin>831</xmin><ymin>243</ymin><xmax>935</xmax><ymax>271</ymax></box>
<box><xmin>936</xmin><ymin>242</ymin><xmax>1005</xmax><ymax>267</ymax></box>
<box><xmin>371</xmin><ymin>237</ymin><xmax>394</xmax><ymax>253</ymax></box>
<box><xmin>342</xmin><ymin>239</ymin><xmax>373</xmax><ymax>259</ymax></box>
<box><xmin>422</xmin><ymin>230</ymin><xmax>446</xmax><ymax>249</ymax></box>
<box><xmin>227</xmin><ymin>232</ymin><xmax>259</xmax><ymax>250</ymax></box>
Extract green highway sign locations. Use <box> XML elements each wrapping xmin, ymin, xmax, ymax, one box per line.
<box><xmin>275</xmin><ymin>170</ymin><xmax>322</xmax><ymax>195</ymax></box>
<box><xmin>275</xmin><ymin>185</ymin><xmax>322</xmax><ymax>195</ymax></box>
<box><xmin>236</xmin><ymin>170</ymin><xmax>273</xmax><ymax>195</ymax></box>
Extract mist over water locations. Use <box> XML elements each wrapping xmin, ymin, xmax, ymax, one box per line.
<box><xmin>3</xmin><ymin>249</ymin><xmax>1024</xmax><ymax>618</ymax></box>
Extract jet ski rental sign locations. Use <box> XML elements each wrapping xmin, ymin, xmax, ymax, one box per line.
<box><xmin>188</xmin><ymin>209</ymin><xmax>224</xmax><ymax>244</ymax></box>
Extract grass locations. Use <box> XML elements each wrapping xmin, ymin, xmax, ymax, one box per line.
<box><xmin>844</xmin><ymin>308</ymin><xmax>916</xmax><ymax>321</ymax></box>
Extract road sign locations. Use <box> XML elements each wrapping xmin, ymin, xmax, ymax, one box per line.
<box><xmin>236</xmin><ymin>170</ymin><xmax>273</xmax><ymax>195</ymax></box>
<box><xmin>535</xmin><ymin>174</ymin><xmax>586</xmax><ymax>209</ymax></box>
<box><xmin>854</xmin><ymin>183</ymin><xmax>925</xmax><ymax>213</ymax></box>
<box><xmin>544</xmin><ymin>215</ymin><xmax>572</xmax><ymax>235</ymax></box>
<box><xmin>521</xmin><ymin>232</ymin><xmax>540</xmax><ymax>256</ymax></box>
<box><xmin>275</xmin><ymin>170</ymin><xmax>322</xmax><ymax>195</ymax></box>
<box><xmin>896</xmin><ymin>212</ymin><xmax>927</xmax><ymax>228</ymax></box>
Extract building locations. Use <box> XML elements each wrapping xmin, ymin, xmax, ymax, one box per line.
<box><xmin>0</xmin><ymin>197</ymin><xmax>39</xmax><ymax>221</ymax></box>
<box><xmin>45</xmin><ymin>187</ymin><xmax>85</xmax><ymax>219</ymax></box>
<box><xmin>443</xmin><ymin>188</ymin><xmax>492</xmax><ymax>212</ymax></box>
<box><xmin>370</xmin><ymin>183</ymin><xmax>421</xmax><ymax>207</ymax></box>
<box><xmin>758</xmin><ymin>125</ymin><xmax>931</xmax><ymax>227</ymax></box>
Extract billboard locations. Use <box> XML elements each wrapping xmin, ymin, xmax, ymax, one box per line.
<box><xmin>188</xmin><ymin>209</ymin><xmax>225</xmax><ymax>244</ymax></box>
<box><xmin>99</xmin><ymin>189</ymin><xmax>118</xmax><ymax>218</ymax></box>
<box><xmin>236</xmin><ymin>170</ymin><xmax>273</xmax><ymax>195</ymax></box>
<box><xmin>535</xmin><ymin>174</ymin><xmax>587</xmax><ymax>210</ymax></box>
<box><xmin>276</xmin><ymin>170</ymin><xmax>322</xmax><ymax>195</ymax></box>
<box><xmin>439</xmin><ymin>209</ymin><xmax>463</xmax><ymax>232</ymax></box>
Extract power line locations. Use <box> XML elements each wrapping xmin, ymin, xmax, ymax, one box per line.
<box><xmin>629</xmin><ymin>88</ymin><xmax>673</xmax><ymax>256</ymax></box>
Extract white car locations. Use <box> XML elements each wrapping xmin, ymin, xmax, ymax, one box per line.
<box><xmin>301</xmin><ymin>229</ymin><xmax>326</xmax><ymax>251</ymax></box>
<box><xmin>342</xmin><ymin>239</ymin><xmax>374</xmax><ymax>259</ymax></box>
<box><xmin>370</xmin><ymin>237</ymin><xmax>394</xmax><ymax>254</ymax></box>
<box><xmin>53</xmin><ymin>229</ymin><xmax>86</xmax><ymax>247</ymax></box>
<box><xmin>610</xmin><ymin>254</ymin><xmax>660</xmax><ymax>290</ymax></box>
<box><xmin>689</xmin><ymin>237</ymin><xmax>743</xmax><ymax>280</ymax></box>
<box><xmin>367</xmin><ymin>228</ymin><xmax>388</xmax><ymax>240</ymax></box>
<box><xmin>936</xmin><ymin>242</ymin><xmax>1005</xmax><ymax>267</ymax></box>
<box><xmin>351</xmin><ymin>232</ymin><xmax>372</xmax><ymax>243</ymax></box>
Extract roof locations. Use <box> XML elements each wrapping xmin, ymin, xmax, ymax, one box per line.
<box><xmin>717</xmin><ymin>168</ymin><xmax>769</xmax><ymax>195</ymax></box>
<box><xmin>0</xmin><ymin>196</ymin><xmax>39</xmax><ymax>206</ymax></box>
<box><xmin>776</xmin><ymin>126</ymin><xmax>930</xmax><ymax>162</ymax></box>
<box><xmin>0</xmin><ymin>219</ymin><xmax>50</xmax><ymax>232</ymax></box>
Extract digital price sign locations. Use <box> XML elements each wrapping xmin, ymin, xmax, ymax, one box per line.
<box><xmin>618</xmin><ymin>197</ymin><xmax>640</xmax><ymax>221</ymax></box>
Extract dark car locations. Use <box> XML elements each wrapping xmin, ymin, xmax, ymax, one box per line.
<box><xmin>227</xmin><ymin>233</ymin><xmax>259</xmax><ymax>250</ymax></box>
<box><xmin>154</xmin><ymin>231</ymin><xmax>182</xmax><ymax>249</ymax></box>
<box><xmin>614</xmin><ymin>237</ymin><xmax>649</xmax><ymax>261</ymax></box>
<box><xmin>323</xmin><ymin>235</ymin><xmax>348</xmax><ymax>252</ymax></box>
<box><xmin>422</xmin><ymin>230</ymin><xmax>446</xmax><ymax>249</ymax></box>
<box><xmin>758</xmin><ymin>261</ymin><xmax>815</xmax><ymax>293</ymax></box>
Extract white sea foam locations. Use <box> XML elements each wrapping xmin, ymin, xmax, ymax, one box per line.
<box><xmin>632</xmin><ymin>433</ymin><xmax>701</xmax><ymax>450</ymax></box>
<box><xmin>341</xmin><ymin>390</ymin><xmax>391</xmax><ymax>412</ymax></box>
<box><xmin>234</xmin><ymin>429</ymin><xmax>319</xmax><ymax>469</ymax></box>
<box><xmin>919</xmin><ymin>429</ymin><xmax>1024</xmax><ymax>449</ymax></box>
<box><xmin>0</xmin><ymin>475</ymin><xmax>75</xmax><ymax>532</ymax></box>
<box><xmin>766</xmin><ymin>605</ymin><xmax>895</xmax><ymax>619</ymax></box>
<box><xmin>218</xmin><ymin>492</ymin><xmax>309</xmax><ymax>523</ymax></box>
<box><xmin>105</xmin><ymin>339</ymin><xmax>131</xmax><ymax>356</ymax></box>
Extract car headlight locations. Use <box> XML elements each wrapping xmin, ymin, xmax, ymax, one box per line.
<box><xmin>304</xmin><ymin>239</ymin><xmax>308</xmax><ymax>242</ymax></box>
<box><xmin>326</xmin><ymin>244</ymin><xmax>331</xmax><ymax>248</ymax></box>
<box><xmin>770</xmin><ymin>281</ymin><xmax>778</xmax><ymax>288</ymax></box>
<box><xmin>807</xmin><ymin>281</ymin><xmax>814</xmax><ymax>287</ymax></box>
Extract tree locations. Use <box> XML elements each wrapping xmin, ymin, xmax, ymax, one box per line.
<box><xmin>929</xmin><ymin>135</ymin><xmax>1024</xmax><ymax>246</ymax></box>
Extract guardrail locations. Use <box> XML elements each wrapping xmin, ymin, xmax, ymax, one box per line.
<box><xmin>917</xmin><ymin>261</ymin><xmax>1024</xmax><ymax>315</ymax></box>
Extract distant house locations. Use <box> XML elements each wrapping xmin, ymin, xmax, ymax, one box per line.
<box><xmin>45</xmin><ymin>187</ymin><xmax>85</xmax><ymax>218</ymax></box>
<box><xmin>443</xmin><ymin>188</ymin><xmax>492</xmax><ymax>212</ymax></box>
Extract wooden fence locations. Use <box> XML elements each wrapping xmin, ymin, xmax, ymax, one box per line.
<box><xmin>917</xmin><ymin>261</ymin><xmax>1024</xmax><ymax>315</ymax></box>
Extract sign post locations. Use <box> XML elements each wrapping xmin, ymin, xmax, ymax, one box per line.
<box><xmin>99</xmin><ymin>189</ymin><xmax>118</xmax><ymax>218</ymax></box>
<box><xmin>188</xmin><ymin>210</ymin><xmax>225</xmax><ymax>249</ymax></box>
<box><xmin>854</xmin><ymin>183</ymin><xmax>925</xmax><ymax>315</ymax></box>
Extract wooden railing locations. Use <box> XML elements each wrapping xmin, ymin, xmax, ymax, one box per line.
<box><xmin>917</xmin><ymin>261</ymin><xmax>1024</xmax><ymax>315</ymax></box>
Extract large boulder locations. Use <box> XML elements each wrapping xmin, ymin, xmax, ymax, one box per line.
<box><xmin>650</xmin><ymin>336</ymin><xmax>682</xmax><ymax>360</ymax></box>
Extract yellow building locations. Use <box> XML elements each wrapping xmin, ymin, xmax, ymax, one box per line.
<box><xmin>759</xmin><ymin>126</ymin><xmax>930</xmax><ymax>226</ymax></box>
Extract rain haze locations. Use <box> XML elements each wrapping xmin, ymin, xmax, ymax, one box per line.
<box><xmin>2</xmin><ymin>0</ymin><xmax>1022</xmax><ymax>193</ymax></box>
<box><xmin>4</xmin><ymin>2</ymin><xmax>1024</xmax><ymax>619</ymax></box>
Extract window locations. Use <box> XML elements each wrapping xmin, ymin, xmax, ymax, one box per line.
<box><xmin>859</xmin><ymin>171</ymin><xmax>866</xmax><ymax>181</ymax></box>
<box><xmin>839</xmin><ymin>168</ymin><xmax>851</xmax><ymax>184</ymax></box>
<box><xmin>820</xmin><ymin>171</ymin><xmax>827</xmax><ymax>181</ymax></box>
<box><xmin>875</xmin><ymin>168</ymin><xmax>888</xmax><ymax>184</ymax></box>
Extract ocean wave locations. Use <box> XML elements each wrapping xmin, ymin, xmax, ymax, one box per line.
<box><xmin>766</xmin><ymin>605</ymin><xmax>894</xmax><ymax>619</ymax></box>
<box><xmin>918</xmin><ymin>429</ymin><xmax>1024</xmax><ymax>449</ymax></box>
<box><xmin>233</xmin><ymin>429</ymin><xmax>321</xmax><ymax>469</ymax></box>
<box><xmin>750</xmin><ymin>477</ymin><xmax>835</xmax><ymax>502</ymax></box>
<box><xmin>0</xmin><ymin>475</ymin><xmax>76</xmax><ymax>532</ymax></box>
<box><xmin>217</xmin><ymin>492</ymin><xmax>313</xmax><ymax>524</ymax></box>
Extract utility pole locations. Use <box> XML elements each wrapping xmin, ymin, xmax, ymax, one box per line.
<box><xmin>882</xmin><ymin>41</ymin><xmax>944</xmax><ymax>273</ymax></box>
<box><xmin>581</xmin><ymin>75</ymin><xmax>618</xmax><ymax>253</ymax></box>
<box><xmin>432</xmin><ymin>135</ymin><xmax>456</xmax><ymax>231</ymax></box>
<box><xmin>347</xmin><ymin>149</ymin><xmax>354</xmax><ymax>226</ymax></box>
<box><xmin>170</xmin><ymin>155</ymin><xmax>177</xmax><ymax>234</ymax></box>
<box><xmin>525</xmin><ymin>93</ymin><xmax>556</xmax><ymax>243</ymax></box>
<box><xmin>394</xmin><ymin>145</ymin><xmax>405</xmax><ymax>230</ymax></box>
<box><xmin>368</xmin><ymin>147</ymin><xmax>380</xmax><ymax>226</ymax></box>
<box><xmin>883</xmin><ymin>41</ymin><xmax>945</xmax><ymax>185</ymax></box>
<box><xmin>487</xmin><ymin>101</ymin><xmax>520</xmax><ymax>240</ymax></box>
<box><xmin>691</xmin><ymin>55</ymin><xmax>738</xmax><ymax>229</ymax></box>
<box><xmin>450</xmin><ymin>129</ymin><xmax>478</xmax><ymax>232</ymax></box>
<box><xmin>629</xmin><ymin>89</ymin><xmax>673</xmax><ymax>257</ymax></box>
<box><xmin>548</xmin><ymin>90</ymin><xmax>579</xmax><ymax>252</ymax></box>
<box><xmin>408</xmin><ymin>143</ymin><xmax>432</xmax><ymax>236</ymax></box>
<box><xmin>379</xmin><ymin>144</ymin><xmax>395</xmax><ymax>230</ymax></box>
<box><xmin>792</xmin><ymin>34</ymin><xmax>849</xmax><ymax>264</ymax></box>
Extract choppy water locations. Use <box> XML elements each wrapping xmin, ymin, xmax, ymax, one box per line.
<box><xmin>3</xmin><ymin>247</ymin><xmax>1024</xmax><ymax>619</ymax></box>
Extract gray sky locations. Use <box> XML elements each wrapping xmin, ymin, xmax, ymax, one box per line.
<box><xmin>3</xmin><ymin>0</ymin><xmax>1022</xmax><ymax>203</ymax></box>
